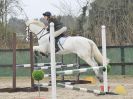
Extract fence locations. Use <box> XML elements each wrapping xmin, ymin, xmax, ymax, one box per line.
<box><xmin>0</xmin><ymin>45</ymin><xmax>133</xmax><ymax>75</ymax></box>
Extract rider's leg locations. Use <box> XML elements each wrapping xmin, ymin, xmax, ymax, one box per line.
<box><xmin>55</xmin><ymin>36</ymin><xmax>60</xmax><ymax>52</ymax></box>
<box><xmin>54</xmin><ymin>27</ymin><xmax>67</xmax><ymax>37</ymax></box>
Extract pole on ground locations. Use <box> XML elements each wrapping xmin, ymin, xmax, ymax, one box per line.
<box><xmin>50</xmin><ymin>22</ymin><xmax>57</xmax><ymax>99</ymax></box>
<box><xmin>101</xmin><ymin>25</ymin><xmax>108</xmax><ymax>92</ymax></box>
<box><xmin>30</xmin><ymin>32</ymin><xmax>34</xmax><ymax>87</ymax></box>
<box><xmin>12</xmin><ymin>33</ymin><xmax>16</xmax><ymax>89</ymax></box>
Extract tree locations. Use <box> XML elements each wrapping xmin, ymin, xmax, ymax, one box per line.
<box><xmin>76</xmin><ymin>0</ymin><xmax>90</xmax><ymax>37</ymax></box>
<box><xmin>0</xmin><ymin>0</ymin><xmax>24</xmax><ymax>29</ymax></box>
<box><xmin>8</xmin><ymin>17</ymin><xmax>26</xmax><ymax>34</ymax></box>
<box><xmin>0</xmin><ymin>0</ymin><xmax>25</xmax><ymax>49</ymax></box>
<box><xmin>88</xmin><ymin>0</ymin><xmax>133</xmax><ymax>45</ymax></box>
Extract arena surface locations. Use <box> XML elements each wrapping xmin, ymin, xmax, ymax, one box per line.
<box><xmin>0</xmin><ymin>76</ymin><xmax>133</xmax><ymax>99</ymax></box>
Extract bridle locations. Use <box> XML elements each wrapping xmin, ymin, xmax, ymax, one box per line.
<box><xmin>26</xmin><ymin>23</ymin><xmax>49</xmax><ymax>40</ymax></box>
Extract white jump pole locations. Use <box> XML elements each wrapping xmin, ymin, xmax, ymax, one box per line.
<box><xmin>101</xmin><ymin>25</ymin><xmax>108</xmax><ymax>92</ymax></box>
<box><xmin>50</xmin><ymin>22</ymin><xmax>57</xmax><ymax>99</ymax></box>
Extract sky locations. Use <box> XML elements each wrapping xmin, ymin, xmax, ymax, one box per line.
<box><xmin>21</xmin><ymin>0</ymin><xmax>80</xmax><ymax>19</ymax></box>
<box><xmin>20</xmin><ymin>0</ymin><xmax>95</xmax><ymax>19</ymax></box>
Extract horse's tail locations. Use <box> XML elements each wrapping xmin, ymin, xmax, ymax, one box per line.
<box><xmin>91</xmin><ymin>41</ymin><xmax>109</xmax><ymax>65</ymax></box>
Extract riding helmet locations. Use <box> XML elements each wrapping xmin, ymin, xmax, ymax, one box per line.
<box><xmin>43</xmin><ymin>11</ymin><xmax>51</xmax><ymax>17</ymax></box>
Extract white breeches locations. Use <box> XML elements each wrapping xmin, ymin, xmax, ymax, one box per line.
<box><xmin>54</xmin><ymin>27</ymin><xmax>67</xmax><ymax>37</ymax></box>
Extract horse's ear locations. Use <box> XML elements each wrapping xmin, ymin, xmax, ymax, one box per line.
<box><xmin>25</xmin><ymin>20</ymin><xmax>32</xmax><ymax>26</ymax></box>
<box><xmin>25</xmin><ymin>19</ymin><xmax>28</xmax><ymax>25</ymax></box>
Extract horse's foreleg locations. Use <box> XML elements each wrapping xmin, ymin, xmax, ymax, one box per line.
<box><xmin>33</xmin><ymin>46</ymin><xmax>48</xmax><ymax>57</ymax></box>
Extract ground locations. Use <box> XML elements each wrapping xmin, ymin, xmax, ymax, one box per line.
<box><xmin>0</xmin><ymin>76</ymin><xmax>133</xmax><ymax>99</ymax></box>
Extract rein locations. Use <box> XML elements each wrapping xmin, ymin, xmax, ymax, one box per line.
<box><xmin>26</xmin><ymin>24</ymin><xmax>49</xmax><ymax>40</ymax></box>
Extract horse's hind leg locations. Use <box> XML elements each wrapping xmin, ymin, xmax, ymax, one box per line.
<box><xmin>88</xmin><ymin>58</ymin><xmax>103</xmax><ymax>82</ymax></box>
<box><xmin>78</xmin><ymin>54</ymin><xmax>103</xmax><ymax>82</ymax></box>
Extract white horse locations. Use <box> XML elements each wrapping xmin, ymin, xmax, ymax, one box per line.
<box><xmin>25</xmin><ymin>20</ymin><xmax>109</xmax><ymax>82</ymax></box>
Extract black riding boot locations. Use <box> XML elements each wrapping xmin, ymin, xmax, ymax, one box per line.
<box><xmin>55</xmin><ymin>43</ymin><xmax>59</xmax><ymax>52</ymax></box>
<box><xmin>55</xmin><ymin>38</ymin><xmax>60</xmax><ymax>52</ymax></box>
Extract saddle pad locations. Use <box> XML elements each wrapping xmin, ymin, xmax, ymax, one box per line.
<box><xmin>58</xmin><ymin>37</ymin><xmax>68</xmax><ymax>48</ymax></box>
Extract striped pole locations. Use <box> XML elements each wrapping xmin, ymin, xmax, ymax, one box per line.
<box><xmin>33</xmin><ymin>83</ymin><xmax>101</xmax><ymax>94</ymax></box>
<box><xmin>34</xmin><ymin>83</ymin><xmax>51</xmax><ymax>87</ymax></box>
<box><xmin>34</xmin><ymin>82</ymin><xmax>117</xmax><ymax>95</ymax></box>
<box><xmin>102</xmin><ymin>25</ymin><xmax>108</xmax><ymax>92</ymax></box>
<box><xmin>57</xmin><ymin>83</ymin><xmax>101</xmax><ymax>94</ymax></box>
<box><xmin>34</xmin><ymin>63</ymin><xmax>78</xmax><ymax>70</ymax></box>
<box><xmin>16</xmin><ymin>62</ymin><xmax>62</xmax><ymax>67</ymax></box>
<box><xmin>50</xmin><ymin>22</ymin><xmax>57</xmax><ymax>99</ymax></box>
<box><xmin>44</xmin><ymin>66</ymin><xmax>104</xmax><ymax>78</ymax></box>
<box><xmin>57</xmin><ymin>66</ymin><xmax>104</xmax><ymax>75</ymax></box>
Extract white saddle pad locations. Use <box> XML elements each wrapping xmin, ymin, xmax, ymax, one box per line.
<box><xmin>58</xmin><ymin>37</ymin><xmax>68</xmax><ymax>49</ymax></box>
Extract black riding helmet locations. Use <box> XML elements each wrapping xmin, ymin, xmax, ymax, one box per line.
<box><xmin>43</xmin><ymin>11</ymin><xmax>51</xmax><ymax>17</ymax></box>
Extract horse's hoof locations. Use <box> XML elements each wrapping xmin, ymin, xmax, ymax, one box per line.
<box><xmin>97</xmin><ymin>76</ymin><xmax>103</xmax><ymax>83</ymax></box>
<box><xmin>40</xmin><ymin>52</ymin><xmax>48</xmax><ymax>57</ymax></box>
<box><xmin>34</xmin><ymin>51</ymin><xmax>39</xmax><ymax>56</ymax></box>
<box><xmin>99</xmin><ymin>78</ymin><xmax>103</xmax><ymax>83</ymax></box>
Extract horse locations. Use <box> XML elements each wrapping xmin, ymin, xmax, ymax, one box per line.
<box><xmin>25</xmin><ymin>19</ymin><xmax>109</xmax><ymax>82</ymax></box>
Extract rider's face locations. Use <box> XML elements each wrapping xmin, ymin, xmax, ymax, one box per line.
<box><xmin>44</xmin><ymin>16</ymin><xmax>48</xmax><ymax>20</ymax></box>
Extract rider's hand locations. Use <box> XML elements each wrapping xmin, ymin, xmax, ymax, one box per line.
<box><xmin>45</xmin><ymin>26</ymin><xmax>48</xmax><ymax>29</ymax></box>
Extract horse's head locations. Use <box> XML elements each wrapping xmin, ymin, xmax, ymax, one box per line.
<box><xmin>25</xmin><ymin>19</ymin><xmax>47</xmax><ymax>41</ymax></box>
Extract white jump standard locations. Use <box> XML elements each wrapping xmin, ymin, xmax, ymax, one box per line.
<box><xmin>101</xmin><ymin>25</ymin><xmax>108</xmax><ymax>92</ymax></box>
<box><xmin>50</xmin><ymin>22</ymin><xmax>57</xmax><ymax>99</ymax></box>
<box><xmin>57</xmin><ymin>83</ymin><xmax>102</xmax><ymax>94</ymax></box>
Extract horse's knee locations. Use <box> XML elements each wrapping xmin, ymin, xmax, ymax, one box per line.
<box><xmin>33</xmin><ymin>46</ymin><xmax>37</xmax><ymax>51</ymax></box>
<box><xmin>33</xmin><ymin>46</ymin><xmax>40</xmax><ymax>52</ymax></box>
<box><xmin>34</xmin><ymin>51</ymin><xmax>39</xmax><ymax>56</ymax></box>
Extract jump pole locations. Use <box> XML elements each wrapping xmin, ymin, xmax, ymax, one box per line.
<box><xmin>50</xmin><ymin>22</ymin><xmax>57</xmax><ymax>99</ymax></box>
<box><xmin>101</xmin><ymin>25</ymin><xmax>108</xmax><ymax>92</ymax></box>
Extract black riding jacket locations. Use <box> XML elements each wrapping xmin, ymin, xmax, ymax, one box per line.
<box><xmin>47</xmin><ymin>17</ymin><xmax>64</xmax><ymax>32</ymax></box>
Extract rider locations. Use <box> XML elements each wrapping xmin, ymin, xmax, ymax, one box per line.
<box><xmin>43</xmin><ymin>11</ymin><xmax>67</xmax><ymax>52</ymax></box>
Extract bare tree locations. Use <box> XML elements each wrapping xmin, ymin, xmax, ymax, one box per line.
<box><xmin>0</xmin><ymin>0</ymin><xmax>24</xmax><ymax>24</ymax></box>
<box><xmin>52</xmin><ymin>0</ymin><xmax>77</xmax><ymax>16</ymax></box>
<box><xmin>88</xmin><ymin>0</ymin><xmax>133</xmax><ymax>46</ymax></box>
<box><xmin>0</xmin><ymin>0</ymin><xmax>25</xmax><ymax>48</ymax></box>
<box><xmin>52</xmin><ymin>0</ymin><xmax>95</xmax><ymax>16</ymax></box>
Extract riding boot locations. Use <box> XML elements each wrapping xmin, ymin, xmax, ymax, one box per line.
<box><xmin>55</xmin><ymin>42</ymin><xmax>59</xmax><ymax>52</ymax></box>
<box><xmin>55</xmin><ymin>35</ymin><xmax>62</xmax><ymax>52</ymax></box>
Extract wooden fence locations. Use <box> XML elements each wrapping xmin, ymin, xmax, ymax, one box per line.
<box><xmin>0</xmin><ymin>45</ymin><xmax>133</xmax><ymax>75</ymax></box>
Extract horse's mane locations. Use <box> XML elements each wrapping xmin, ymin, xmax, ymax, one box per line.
<box><xmin>26</xmin><ymin>20</ymin><xmax>45</xmax><ymax>28</ymax></box>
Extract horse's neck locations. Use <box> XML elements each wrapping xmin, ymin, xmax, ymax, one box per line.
<box><xmin>30</xmin><ymin>25</ymin><xmax>45</xmax><ymax>38</ymax></box>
